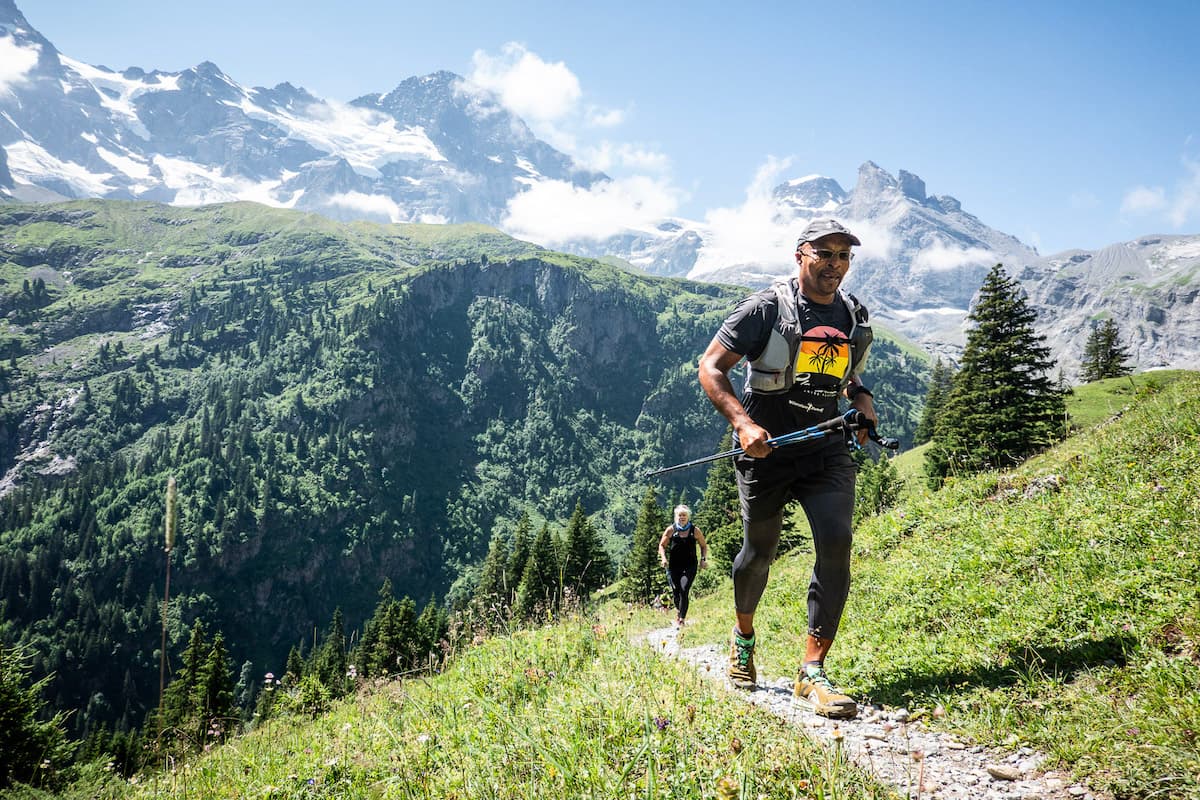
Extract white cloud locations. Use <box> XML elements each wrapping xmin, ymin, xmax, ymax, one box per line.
<box><xmin>581</xmin><ymin>141</ymin><xmax>671</xmax><ymax>174</ymax></box>
<box><xmin>1120</xmin><ymin>156</ymin><xmax>1200</xmax><ymax>230</ymax></box>
<box><xmin>467</xmin><ymin>43</ymin><xmax>581</xmax><ymax>126</ymax></box>
<box><xmin>0</xmin><ymin>37</ymin><xmax>40</xmax><ymax>93</ymax></box>
<box><xmin>586</xmin><ymin>106</ymin><xmax>624</xmax><ymax>127</ymax></box>
<box><xmin>691</xmin><ymin>156</ymin><xmax>797</xmax><ymax>276</ymax></box>
<box><xmin>911</xmin><ymin>240</ymin><xmax>997</xmax><ymax>272</ymax></box>
<box><xmin>463</xmin><ymin>43</ymin><xmax>650</xmax><ymax>175</ymax></box>
<box><xmin>1121</xmin><ymin>185</ymin><xmax>1167</xmax><ymax>215</ymax></box>
<box><xmin>501</xmin><ymin>176</ymin><xmax>683</xmax><ymax>245</ymax></box>
<box><xmin>326</xmin><ymin>191</ymin><xmax>403</xmax><ymax>222</ymax></box>
<box><xmin>688</xmin><ymin>157</ymin><xmax>900</xmax><ymax>279</ymax></box>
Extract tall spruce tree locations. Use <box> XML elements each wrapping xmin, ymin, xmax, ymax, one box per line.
<box><xmin>504</xmin><ymin>513</ymin><xmax>533</xmax><ymax>606</ymax></box>
<box><xmin>561</xmin><ymin>500</ymin><xmax>613</xmax><ymax>599</ymax></box>
<box><xmin>925</xmin><ymin>264</ymin><xmax>1065</xmax><ymax>483</ymax></box>
<box><xmin>473</xmin><ymin>527</ymin><xmax>513</xmax><ymax>620</ymax></box>
<box><xmin>0</xmin><ymin>644</ymin><xmax>72</xmax><ymax>790</ymax></box>
<box><xmin>1079</xmin><ymin>318</ymin><xmax>1133</xmax><ymax>382</ymax></box>
<box><xmin>914</xmin><ymin>357</ymin><xmax>955</xmax><ymax>445</ymax></box>
<box><xmin>621</xmin><ymin>486</ymin><xmax>668</xmax><ymax>603</ymax></box>
<box><xmin>515</xmin><ymin>522</ymin><xmax>561</xmax><ymax>620</ymax></box>
<box><xmin>312</xmin><ymin>608</ymin><xmax>348</xmax><ymax>697</ymax></box>
<box><xmin>160</xmin><ymin>623</ymin><xmax>208</xmax><ymax>742</ymax></box>
<box><xmin>196</xmin><ymin>633</ymin><xmax>235</xmax><ymax>743</ymax></box>
<box><xmin>693</xmin><ymin>429</ymin><xmax>742</xmax><ymax>569</ymax></box>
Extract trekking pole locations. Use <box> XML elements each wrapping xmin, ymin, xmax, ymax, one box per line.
<box><xmin>644</xmin><ymin>409</ymin><xmax>897</xmax><ymax>479</ymax></box>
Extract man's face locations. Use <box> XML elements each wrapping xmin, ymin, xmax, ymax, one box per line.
<box><xmin>796</xmin><ymin>234</ymin><xmax>855</xmax><ymax>300</ymax></box>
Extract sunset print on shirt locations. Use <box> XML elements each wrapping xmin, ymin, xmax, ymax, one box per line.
<box><xmin>795</xmin><ymin>325</ymin><xmax>850</xmax><ymax>378</ymax></box>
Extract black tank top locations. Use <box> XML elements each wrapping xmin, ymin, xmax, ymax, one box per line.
<box><xmin>668</xmin><ymin>523</ymin><xmax>698</xmax><ymax>568</ymax></box>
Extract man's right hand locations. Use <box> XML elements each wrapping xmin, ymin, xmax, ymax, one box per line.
<box><xmin>735</xmin><ymin>420</ymin><xmax>773</xmax><ymax>458</ymax></box>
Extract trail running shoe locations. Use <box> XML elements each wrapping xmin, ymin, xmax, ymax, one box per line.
<box><xmin>794</xmin><ymin>663</ymin><xmax>858</xmax><ymax>719</ymax></box>
<box><xmin>727</xmin><ymin>629</ymin><xmax>757</xmax><ymax>689</ymax></box>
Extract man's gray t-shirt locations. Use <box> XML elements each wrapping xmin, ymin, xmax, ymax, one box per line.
<box><xmin>716</xmin><ymin>278</ymin><xmax>855</xmax><ymax>455</ymax></box>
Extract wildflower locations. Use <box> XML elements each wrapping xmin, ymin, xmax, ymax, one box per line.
<box><xmin>932</xmin><ymin>704</ymin><xmax>946</xmax><ymax>719</ymax></box>
<box><xmin>911</xmin><ymin>748</ymin><xmax>925</xmax><ymax>762</ymax></box>
<box><xmin>654</xmin><ymin>716</ymin><xmax>669</xmax><ymax>732</ymax></box>
<box><xmin>730</xmin><ymin>737</ymin><xmax>743</xmax><ymax>754</ymax></box>
<box><xmin>831</xmin><ymin>725</ymin><xmax>844</xmax><ymax>742</ymax></box>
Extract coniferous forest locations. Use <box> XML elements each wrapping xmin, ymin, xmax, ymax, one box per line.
<box><xmin>0</xmin><ymin>200</ymin><xmax>928</xmax><ymax>766</ymax></box>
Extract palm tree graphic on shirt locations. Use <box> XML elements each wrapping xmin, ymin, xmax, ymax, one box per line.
<box><xmin>796</xmin><ymin>325</ymin><xmax>850</xmax><ymax>378</ymax></box>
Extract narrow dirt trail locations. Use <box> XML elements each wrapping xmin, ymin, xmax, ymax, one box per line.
<box><xmin>645</xmin><ymin>625</ymin><xmax>1106</xmax><ymax>800</ymax></box>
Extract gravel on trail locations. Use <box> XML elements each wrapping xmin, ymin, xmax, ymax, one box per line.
<box><xmin>646</xmin><ymin>625</ymin><xmax>1107</xmax><ymax>800</ymax></box>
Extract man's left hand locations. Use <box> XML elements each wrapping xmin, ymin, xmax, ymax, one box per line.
<box><xmin>852</xmin><ymin>394</ymin><xmax>878</xmax><ymax>445</ymax></box>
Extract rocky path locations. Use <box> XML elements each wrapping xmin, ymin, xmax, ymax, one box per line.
<box><xmin>646</xmin><ymin>625</ymin><xmax>1106</xmax><ymax>800</ymax></box>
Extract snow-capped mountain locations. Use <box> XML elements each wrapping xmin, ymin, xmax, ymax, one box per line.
<box><xmin>0</xmin><ymin>1</ymin><xmax>604</xmax><ymax>224</ymax></box>
<box><xmin>2</xmin><ymin>0</ymin><xmax>1197</xmax><ymax>374</ymax></box>
<box><xmin>586</xmin><ymin>161</ymin><xmax>1199</xmax><ymax>374</ymax></box>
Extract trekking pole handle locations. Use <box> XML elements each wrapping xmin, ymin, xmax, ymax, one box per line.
<box><xmin>842</xmin><ymin>409</ymin><xmax>900</xmax><ymax>450</ymax></box>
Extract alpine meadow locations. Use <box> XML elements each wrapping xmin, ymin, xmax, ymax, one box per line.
<box><xmin>2</xmin><ymin>195</ymin><xmax>1197</xmax><ymax>799</ymax></box>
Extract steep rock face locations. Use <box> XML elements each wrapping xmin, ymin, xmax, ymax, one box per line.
<box><xmin>1028</xmin><ymin>236</ymin><xmax>1200</xmax><ymax>374</ymax></box>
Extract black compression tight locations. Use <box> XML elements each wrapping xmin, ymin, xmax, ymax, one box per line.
<box><xmin>667</xmin><ymin>565</ymin><xmax>697</xmax><ymax>620</ymax></box>
<box><xmin>732</xmin><ymin>449</ymin><xmax>856</xmax><ymax>639</ymax></box>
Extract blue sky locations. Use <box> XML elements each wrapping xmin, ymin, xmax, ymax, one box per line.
<box><xmin>24</xmin><ymin>0</ymin><xmax>1200</xmax><ymax>255</ymax></box>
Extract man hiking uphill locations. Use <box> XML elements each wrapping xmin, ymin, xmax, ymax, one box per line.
<box><xmin>698</xmin><ymin>218</ymin><xmax>877</xmax><ymax>719</ymax></box>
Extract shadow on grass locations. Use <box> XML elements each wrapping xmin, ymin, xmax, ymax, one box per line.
<box><xmin>863</xmin><ymin>633</ymin><xmax>1137</xmax><ymax>706</ymax></box>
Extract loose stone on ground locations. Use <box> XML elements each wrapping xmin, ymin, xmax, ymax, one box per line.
<box><xmin>646</xmin><ymin>625</ymin><xmax>1106</xmax><ymax>800</ymax></box>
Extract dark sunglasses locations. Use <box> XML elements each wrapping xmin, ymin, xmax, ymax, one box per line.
<box><xmin>808</xmin><ymin>248</ymin><xmax>854</xmax><ymax>263</ymax></box>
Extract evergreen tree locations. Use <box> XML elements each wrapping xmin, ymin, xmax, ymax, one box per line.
<box><xmin>1079</xmin><ymin>318</ymin><xmax>1133</xmax><ymax>382</ymax></box>
<box><xmin>914</xmin><ymin>357</ymin><xmax>954</xmax><ymax>445</ymax></box>
<box><xmin>414</xmin><ymin>601</ymin><xmax>447</xmax><ymax>670</ymax></box>
<box><xmin>371</xmin><ymin>596</ymin><xmax>417</xmax><ymax>676</ymax></box>
<box><xmin>504</xmin><ymin>513</ymin><xmax>533</xmax><ymax>605</ymax></box>
<box><xmin>0</xmin><ymin>644</ymin><xmax>73</xmax><ymax>790</ymax></box>
<box><xmin>284</xmin><ymin>644</ymin><xmax>305</xmax><ymax>685</ymax></box>
<box><xmin>473</xmin><ymin>526</ymin><xmax>513</xmax><ymax>621</ymax></box>
<box><xmin>234</xmin><ymin>660</ymin><xmax>256</xmax><ymax>720</ymax></box>
<box><xmin>313</xmin><ymin>608</ymin><xmax>348</xmax><ymax>697</ymax></box>
<box><xmin>196</xmin><ymin>633</ymin><xmax>236</xmax><ymax>744</ymax></box>
<box><xmin>561</xmin><ymin>500</ymin><xmax>612</xmax><ymax>599</ymax></box>
<box><xmin>925</xmin><ymin>264</ymin><xmax>1065</xmax><ymax>483</ymax></box>
<box><xmin>693</xmin><ymin>429</ymin><xmax>742</xmax><ymax>570</ymax></box>
<box><xmin>853</xmin><ymin>451</ymin><xmax>901</xmax><ymax>525</ymax></box>
<box><xmin>515</xmin><ymin>522</ymin><xmax>560</xmax><ymax>620</ymax></box>
<box><xmin>160</xmin><ymin>623</ymin><xmax>208</xmax><ymax>743</ymax></box>
<box><xmin>621</xmin><ymin>486</ymin><xmax>667</xmax><ymax>603</ymax></box>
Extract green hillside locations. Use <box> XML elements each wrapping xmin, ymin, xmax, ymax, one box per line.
<box><xmin>23</xmin><ymin>372</ymin><xmax>1195</xmax><ymax>800</ymax></box>
<box><xmin>682</xmin><ymin>372</ymin><xmax>1200</xmax><ymax>798</ymax></box>
<box><xmin>0</xmin><ymin>199</ymin><xmax>930</xmax><ymax>744</ymax></box>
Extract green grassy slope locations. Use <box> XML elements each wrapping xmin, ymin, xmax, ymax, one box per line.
<box><xmin>107</xmin><ymin>614</ymin><xmax>890</xmax><ymax>800</ymax></box>
<box><xmin>682</xmin><ymin>372</ymin><xmax>1200</xmax><ymax>798</ymax></box>
<box><xmin>72</xmin><ymin>372</ymin><xmax>1196</xmax><ymax>800</ymax></box>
